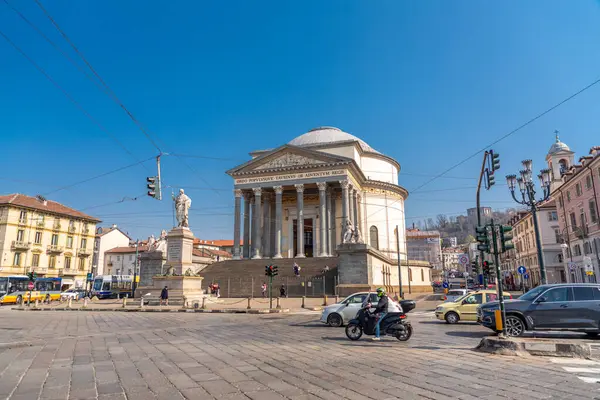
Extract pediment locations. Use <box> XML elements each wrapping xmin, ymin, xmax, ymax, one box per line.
<box><xmin>227</xmin><ymin>145</ymin><xmax>353</xmax><ymax>176</ymax></box>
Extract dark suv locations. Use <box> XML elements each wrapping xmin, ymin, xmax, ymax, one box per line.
<box><xmin>478</xmin><ymin>284</ymin><xmax>600</xmax><ymax>337</ymax></box>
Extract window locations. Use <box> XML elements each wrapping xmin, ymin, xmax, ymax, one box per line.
<box><xmin>369</xmin><ymin>226</ymin><xmax>379</xmax><ymax>250</ymax></box>
<box><xmin>80</xmin><ymin>238</ymin><xmax>87</xmax><ymax>249</ymax></box>
<box><xmin>34</xmin><ymin>231</ymin><xmax>42</xmax><ymax>244</ymax></box>
<box><xmin>19</xmin><ymin>210</ymin><xmax>27</xmax><ymax>223</ymax></box>
<box><xmin>463</xmin><ymin>294</ymin><xmax>483</xmax><ymax>305</ymax></box>
<box><xmin>346</xmin><ymin>294</ymin><xmax>367</xmax><ymax>304</ymax></box>
<box><xmin>68</xmin><ymin>220</ymin><xmax>75</xmax><ymax>228</ymax></box>
<box><xmin>51</xmin><ymin>234</ymin><xmax>58</xmax><ymax>246</ymax></box>
<box><xmin>13</xmin><ymin>253</ymin><xmax>22</xmax><ymax>266</ymax></box>
<box><xmin>486</xmin><ymin>293</ymin><xmax>510</xmax><ymax>302</ymax></box>
<box><xmin>542</xmin><ymin>287</ymin><xmax>572</xmax><ymax>302</ymax></box>
<box><xmin>16</xmin><ymin>229</ymin><xmax>24</xmax><ymax>241</ymax></box>
<box><xmin>576</xmin><ymin>183</ymin><xmax>583</xmax><ymax>196</ymax></box>
<box><xmin>554</xmin><ymin>229</ymin><xmax>561</xmax><ymax>243</ymax></box>
<box><xmin>32</xmin><ymin>254</ymin><xmax>40</xmax><ymax>267</ymax></box>
<box><xmin>525</xmin><ymin>220</ymin><xmax>529</xmax><ymax>229</ymax></box>
<box><xmin>66</xmin><ymin>236</ymin><xmax>73</xmax><ymax>249</ymax></box>
<box><xmin>65</xmin><ymin>256</ymin><xmax>72</xmax><ymax>269</ymax></box>
<box><xmin>548</xmin><ymin>211</ymin><xmax>558</xmax><ymax>222</ymax></box>
<box><xmin>79</xmin><ymin>258</ymin><xmax>85</xmax><ymax>270</ymax></box>
<box><xmin>557</xmin><ymin>253</ymin><xmax>564</xmax><ymax>263</ymax></box>
<box><xmin>567</xmin><ymin>191</ymin><xmax>571</xmax><ymax>202</ymax></box>
<box><xmin>570</xmin><ymin>213</ymin><xmax>577</xmax><ymax>228</ymax></box>
<box><xmin>590</xmin><ymin>200</ymin><xmax>598</xmax><ymax>224</ymax></box>
<box><xmin>586</xmin><ymin>176</ymin><xmax>593</xmax><ymax>190</ymax></box>
<box><xmin>117</xmin><ymin>256</ymin><xmax>121</xmax><ymax>261</ymax></box>
<box><xmin>129</xmin><ymin>255</ymin><xmax>133</xmax><ymax>261</ymax></box>
<box><xmin>574</xmin><ymin>245</ymin><xmax>582</xmax><ymax>256</ymax></box>
<box><xmin>49</xmin><ymin>255</ymin><xmax>56</xmax><ymax>268</ymax></box>
<box><xmin>584</xmin><ymin>242</ymin><xmax>592</xmax><ymax>255</ymax></box>
<box><xmin>558</xmin><ymin>197</ymin><xmax>563</xmax><ymax>208</ymax></box>
<box><xmin>421</xmin><ymin>270</ymin><xmax>424</xmax><ymax>281</ymax></box>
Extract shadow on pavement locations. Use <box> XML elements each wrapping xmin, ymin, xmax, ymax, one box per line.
<box><xmin>418</xmin><ymin>320</ymin><xmax>480</xmax><ymax>326</ymax></box>
<box><xmin>445</xmin><ymin>331</ymin><xmax>490</xmax><ymax>338</ymax></box>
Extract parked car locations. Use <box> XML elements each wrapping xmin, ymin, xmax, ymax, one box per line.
<box><xmin>435</xmin><ymin>290</ymin><xmax>512</xmax><ymax>324</ymax></box>
<box><xmin>442</xmin><ymin>289</ymin><xmax>469</xmax><ymax>303</ymax></box>
<box><xmin>320</xmin><ymin>292</ymin><xmax>415</xmax><ymax>327</ymax></box>
<box><xmin>60</xmin><ymin>288</ymin><xmax>87</xmax><ymax>301</ymax></box>
<box><xmin>478</xmin><ymin>283</ymin><xmax>600</xmax><ymax>337</ymax></box>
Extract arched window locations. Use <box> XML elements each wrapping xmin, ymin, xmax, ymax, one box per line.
<box><xmin>369</xmin><ymin>226</ymin><xmax>379</xmax><ymax>249</ymax></box>
<box><xmin>559</xmin><ymin>159</ymin><xmax>568</xmax><ymax>175</ymax></box>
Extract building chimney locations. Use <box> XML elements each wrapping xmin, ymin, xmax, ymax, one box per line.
<box><xmin>111</xmin><ymin>224</ymin><xmax>117</xmax><ymax>229</ymax></box>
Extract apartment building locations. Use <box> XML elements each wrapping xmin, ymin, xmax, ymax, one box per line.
<box><xmin>0</xmin><ymin>194</ymin><xmax>100</xmax><ymax>288</ymax></box>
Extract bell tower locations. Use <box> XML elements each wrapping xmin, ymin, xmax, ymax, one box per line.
<box><xmin>545</xmin><ymin>130</ymin><xmax>575</xmax><ymax>192</ymax></box>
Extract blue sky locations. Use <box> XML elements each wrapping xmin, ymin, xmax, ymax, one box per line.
<box><xmin>1</xmin><ymin>1</ymin><xmax>600</xmax><ymax>240</ymax></box>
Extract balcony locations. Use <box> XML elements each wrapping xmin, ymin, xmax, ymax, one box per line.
<box><xmin>59</xmin><ymin>268</ymin><xmax>78</xmax><ymax>276</ymax></box>
<box><xmin>34</xmin><ymin>267</ymin><xmax>48</xmax><ymax>274</ymax></box>
<box><xmin>68</xmin><ymin>225</ymin><xmax>76</xmax><ymax>233</ymax></box>
<box><xmin>52</xmin><ymin>222</ymin><xmax>61</xmax><ymax>231</ymax></box>
<box><xmin>82</xmin><ymin>227</ymin><xmax>90</xmax><ymax>235</ymax></box>
<box><xmin>11</xmin><ymin>240</ymin><xmax>31</xmax><ymax>250</ymax></box>
<box><xmin>36</xmin><ymin>220</ymin><xmax>45</xmax><ymax>228</ymax></box>
<box><xmin>47</xmin><ymin>245</ymin><xmax>64</xmax><ymax>254</ymax></box>
<box><xmin>77</xmin><ymin>248</ymin><xmax>92</xmax><ymax>257</ymax></box>
<box><xmin>18</xmin><ymin>218</ymin><xmax>27</xmax><ymax>226</ymax></box>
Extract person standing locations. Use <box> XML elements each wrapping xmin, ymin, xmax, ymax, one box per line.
<box><xmin>160</xmin><ymin>286</ymin><xmax>169</xmax><ymax>306</ymax></box>
<box><xmin>280</xmin><ymin>285</ymin><xmax>286</xmax><ymax>298</ymax></box>
<box><xmin>261</xmin><ymin>282</ymin><xmax>267</xmax><ymax>298</ymax></box>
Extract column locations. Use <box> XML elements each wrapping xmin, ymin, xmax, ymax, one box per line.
<box><xmin>317</xmin><ymin>182</ymin><xmax>327</xmax><ymax>257</ymax></box>
<box><xmin>242</xmin><ymin>192</ymin><xmax>251</xmax><ymax>259</ymax></box>
<box><xmin>263</xmin><ymin>193</ymin><xmax>271</xmax><ymax>258</ymax></box>
<box><xmin>348</xmin><ymin>184</ymin><xmax>355</xmax><ymax>229</ymax></box>
<box><xmin>340</xmin><ymin>180</ymin><xmax>350</xmax><ymax>243</ymax></box>
<box><xmin>252</xmin><ymin>188</ymin><xmax>262</xmax><ymax>259</ymax></box>
<box><xmin>330</xmin><ymin>189</ymin><xmax>337</xmax><ymax>253</ymax></box>
<box><xmin>326</xmin><ymin>187</ymin><xmax>332</xmax><ymax>256</ymax></box>
<box><xmin>352</xmin><ymin>189</ymin><xmax>359</xmax><ymax>229</ymax></box>
<box><xmin>273</xmin><ymin>186</ymin><xmax>283</xmax><ymax>258</ymax></box>
<box><xmin>233</xmin><ymin>189</ymin><xmax>242</xmax><ymax>260</ymax></box>
<box><xmin>295</xmin><ymin>184</ymin><xmax>305</xmax><ymax>258</ymax></box>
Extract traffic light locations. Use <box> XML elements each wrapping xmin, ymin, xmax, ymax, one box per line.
<box><xmin>272</xmin><ymin>265</ymin><xmax>279</xmax><ymax>277</ymax></box>
<box><xmin>147</xmin><ymin>176</ymin><xmax>157</xmax><ymax>198</ymax></box>
<box><xmin>265</xmin><ymin>265</ymin><xmax>271</xmax><ymax>276</ymax></box>
<box><xmin>500</xmin><ymin>225</ymin><xmax>515</xmax><ymax>252</ymax></box>
<box><xmin>26</xmin><ymin>272</ymin><xmax>36</xmax><ymax>282</ymax></box>
<box><xmin>475</xmin><ymin>226</ymin><xmax>490</xmax><ymax>252</ymax></box>
<box><xmin>482</xmin><ymin>261</ymin><xmax>493</xmax><ymax>275</ymax></box>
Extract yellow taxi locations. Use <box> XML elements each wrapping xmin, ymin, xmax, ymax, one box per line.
<box><xmin>435</xmin><ymin>290</ymin><xmax>512</xmax><ymax>324</ymax></box>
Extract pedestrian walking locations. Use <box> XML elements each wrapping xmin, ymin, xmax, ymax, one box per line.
<box><xmin>261</xmin><ymin>282</ymin><xmax>267</xmax><ymax>298</ymax></box>
<box><xmin>280</xmin><ymin>285</ymin><xmax>286</xmax><ymax>298</ymax></box>
<box><xmin>293</xmin><ymin>262</ymin><xmax>301</xmax><ymax>277</ymax></box>
<box><xmin>160</xmin><ymin>286</ymin><xmax>169</xmax><ymax>306</ymax></box>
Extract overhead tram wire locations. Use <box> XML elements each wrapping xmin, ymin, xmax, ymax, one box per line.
<box><xmin>409</xmin><ymin>75</ymin><xmax>600</xmax><ymax>193</ymax></box>
<box><xmin>79</xmin><ymin>193</ymin><xmax>149</xmax><ymax>212</ymax></box>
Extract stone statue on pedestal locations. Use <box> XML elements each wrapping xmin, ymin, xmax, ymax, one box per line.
<box><xmin>174</xmin><ymin>189</ymin><xmax>192</xmax><ymax>228</ymax></box>
<box><xmin>343</xmin><ymin>219</ymin><xmax>355</xmax><ymax>244</ymax></box>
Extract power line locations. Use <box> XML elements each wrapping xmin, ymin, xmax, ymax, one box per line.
<box><xmin>32</xmin><ymin>0</ymin><xmax>163</xmax><ymax>154</ymax></box>
<box><xmin>409</xmin><ymin>75</ymin><xmax>600</xmax><ymax>193</ymax></box>
<box><xmin>80</xmin><ymin>193</ymin><xmax>148</xmax><ymax>211</ymax></box>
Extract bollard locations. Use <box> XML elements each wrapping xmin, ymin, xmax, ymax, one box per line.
<box><xmin>34</xmin><ymin>299</ymin><xmax>39</xmax><ymax>308</ymax></box>
<box><xmin>202</xmin><ymin>297</ymin><xmax>206</xmax><ymax>310</ymax></box>
<box><xmin>122</xmin><ymin>296</ymin><xmax>127</xmax><ymax>308</ymax></box>
<box><xmin>301</xmin><ymin>296</ymin><xmax>305</xmax><ymax>309</ymax></box>
<box><xmin>67</xmin><ymin>297</ymin><xmax>72</xmax><ymax>309</ymax></box>
<box><xmin>140</xmin><ymin>297</ymin><xmax>144</xmax><ymax>309</ymax></box>
<box><xmin>247</xmin><ymin>297</ymin><xmax>251</xmax><ymax>310</ymax></box>
<box><xmin>83</xmin><ymin>297</ymin><xmax>88</xmax><ymax>309</ymax></box>
<box><xmin>27</xmin><ymin>295</ymin><xmax>31</xmax><ymax>307</ymax></box>
<box><xmin>322</xmin><ymin>295</ymin><xmax>328</xmax><ymax>306</ymax></box>
<box><xmin>276</xmin><ymin>297</ymin><xmax>281</xmax><ymax>309</ymax></box>
<box><xmin>182</xmin><ymin>296</ymin><xmax>187</xmax><ymax>309</ymax></box>
<box><xmin>335</xmin><ymin>295</ymin><xmax>339</xmax><ymax>304</ymax></box>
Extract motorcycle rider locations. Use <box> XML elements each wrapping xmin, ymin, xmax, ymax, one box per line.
<box><xmin>372</xmin><ymin>287</ymin><xmax>389</xmax><ymax>341</ymax></box>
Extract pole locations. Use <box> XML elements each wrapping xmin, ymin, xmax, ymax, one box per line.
<box><xmin>476</xmin><ymin>151</ymin><xmax>489</xmax><ymax>288</ymax></box>
<box><xmin>490</xmin><ymin>219</ymin><xmax>507</xmax><ymax>336</ymax></box>
<box><xmin>132</xmin><ymin>240</ymin><xmax>139</xmax><ymax>298</ymax></box>
<box><xmin>396</xmin><ymin>225</ymin><xmax>403</xmax><ymax>299</ymax></box>
<box><xmin>156</xmin><ymin>155</ymin><xmax>162</xmax><ymax>201</ymax></box>
<box><xmin>269</xmin><ymin>275</ymin><xmax>273</xmax><ymax>309</ymax></box>
<box><xmin>530</xmin><ymin>205</ymin><xmax>547</xmax><ymax>285</ymax></box>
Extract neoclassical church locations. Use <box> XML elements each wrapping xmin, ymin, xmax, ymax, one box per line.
<box><xmin>227</xmin><ymin>126</ymin><xmax>408</xmax><ymax>262</ymax></box>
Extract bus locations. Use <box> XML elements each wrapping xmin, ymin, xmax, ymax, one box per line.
<box><xmin>0</xmin><ymin>275</ymin><xmax>42</xmax><ymax>305</ymax></box>
<box><xmin>35</xmin><ymin>277</ymin><xmax>63</xmax><ymax>302</ymax></box>
<box><xmin>91</xmin><ymin>275</ymin><xmax>138</xmax><ymax>299</ymax></box>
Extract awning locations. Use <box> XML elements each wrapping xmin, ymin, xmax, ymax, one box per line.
<box><xmin>61</xmin><ymin>279</ymin><xmax>74</xmax><ymax>285</ymax></box>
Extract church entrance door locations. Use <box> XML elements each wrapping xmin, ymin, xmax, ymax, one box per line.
<box><xmin>293</xmin><ymin>218</ymin><xmax>314</xmax><ymax>257</ymax></box>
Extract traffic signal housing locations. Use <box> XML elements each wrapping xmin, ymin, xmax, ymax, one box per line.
<box><xmin>482</xmin><ymin>261</ymin><xmax>493</xmax><ymax>275</ymax></box>
<box><xmin>490</xmin><ymin>150</ymin><xmax>500</xmax><ymax>172</ymax></box>
<box><xmin>500</xmin><ymin>225</ymin><xmax>515</xmax><ymax>252</ymax></box>
<box><xmin>475</xmin><ymin>226</ymin><xmax>490</xmax><ymax>252</ymax></box>
<box><xmin>26</xmin><ymin>272</ymin><xmax>36</xmax><ymax>281</ymax></box>
<box><xmin>272</xmin><ymin>265</ymin><xmax>279</xmax><ymax>277</ymax></box>
<box><xmin>146</xmin><ymin>176</ymin><xmax>161</xmax><ymax>200</ymax></box>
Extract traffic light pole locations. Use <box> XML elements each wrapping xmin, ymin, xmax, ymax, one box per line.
<box><xmin>269</xmin><ymin>275</ymin><xmax>273</xmax><ymax>309</ymax></box>
<box><xmin>476</xmin><ymin>151</ymin><xmax>489</xmax><ymax>288</ymax></box>
<box><xmin>490</xmin><ymin>219</ymin><xmax>507</xmax><ymax>337</ymax></box>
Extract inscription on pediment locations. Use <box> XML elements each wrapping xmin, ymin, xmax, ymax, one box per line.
<box><xmin>254</xmin><ymin>153</ymin><xmax>327</xmax><ymax>170</ymax></box>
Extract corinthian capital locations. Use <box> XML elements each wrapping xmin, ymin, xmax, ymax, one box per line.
<box><xmin>295</xmin><ymin>184</ymin><xmax>305</xmax><ymax>193</ymax></box>
<box><xmin>234</xmin><ymin>189</ymin><xmax>243</xmax><ymax>198</ymax></box>
<box><xmin>339</xmin><ymin>179</ymin><xmax>349</xmax><ymax>189</ymax></box>
<box><xmin>252</xmin><ymin>187</ymin><xmax>262</xmax><ymax>196</ymax></box>
<box><xmin>316</xmin><ymin>182</ymin><xmax>327</xmax><ymax>192</ymax></box>
<box><xmin>273</xmin><ymin>185</ymin><xmax>283</xmax><ymax>195</ymax></box>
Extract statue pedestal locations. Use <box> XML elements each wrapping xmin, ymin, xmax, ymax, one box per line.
<box><xmin>166</xmin><ymin>227</ymin><xmax>195</xmax><ymax>275</ymax></box>
<box><xmin>136</xmin><ymin>276</ymin><xmax>205</xmax><ymax>305</ymax></box>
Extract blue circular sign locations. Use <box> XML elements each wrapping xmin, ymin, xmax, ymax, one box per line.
<box><xmin>518</xmin><ymin>266</ymin><xmax>526</xmax><ymax>275</ymax></box>
<box><xmin>442</xmin><ymin>281</ymin><xmax>449</xmax><ymax>289</ymax></box>
<box><xmin>524</xmin><ymin>273</ymin><xmax>530</xmax><ymax>280</ymax></box>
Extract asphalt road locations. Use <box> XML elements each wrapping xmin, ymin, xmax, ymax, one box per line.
<box><xmin>0</xmin><ymin>307</ymin><xmax>598</xmax><ymax>400</ymax></box>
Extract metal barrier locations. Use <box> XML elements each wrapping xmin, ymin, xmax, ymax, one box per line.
<box><xmin>207</xmin><ymin>275</ymin><xmax>338</xmax><ymax>298</ymax></box>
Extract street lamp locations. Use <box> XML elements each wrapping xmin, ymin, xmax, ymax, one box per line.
<box><xmin>506</xmin><ymin>159</ymin><xmax>551</xmax><ymax>285</ymax></box>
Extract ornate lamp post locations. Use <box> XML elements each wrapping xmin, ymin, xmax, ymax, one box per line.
<box><xmin>506</xmin><ymin>160</ymin><xmax>552</xmax><ymax>285</ymax></box>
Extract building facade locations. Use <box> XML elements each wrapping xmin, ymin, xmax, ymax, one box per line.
<box><xmin>104</xmin><ymin>244</ymin><xmax>147</xmax><ymax>276</ymax></box>
<box><xmin>226</xmin><ymin>127</ymin><xmax>408</xmax><ymax>262</ymax></box>
<box><xmin>93</xmin><ymin>225</ymin><xmax>131</xmax><ymax>276</ymax></box>
<box><xmin>0</xmin><ymin>194</ymin><xmax>100</xmax><ymax>288</ymax></box>
<box><xmin>406</xmin><ymin>229</ymin><xmax>441</xmax><ymax>267</ymax></box>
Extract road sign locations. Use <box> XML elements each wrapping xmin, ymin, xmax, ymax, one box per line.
<box><xmin>27</xmin><ymin>281</ymin><xmax>34</xmax><ymax>291</ymax></box>
<box><xmin>442</xmin><ymin>281</ymin><xmax>449</xmax><ymax>289</ymax></box>
<box><xmin>86</xmin><ymin>273</ymin><xmax>93</xmax><ymax>282</ymax></box>
<box><xmin>524</xmin><ymin>273</ymin><xmax>530</xmax><ymax>280</ymax></box>
<box><xmin>463</xmin><ymin>272</ymin><xmax>470</xmax><ymax>278</ymax></box>
<box><xmin>458</xmin><ymin>254</ymin><xmax>469</xmax><ymax>266</ymax></box>
<box><xmin>568</xmin><ymin>262</ymin><xmax>577</xmax><ymax>271</ymax></box>
<box><xmin>517</xmin><ymin>266</ymin><xmax>526</xmax><ymax>275</ymax></box>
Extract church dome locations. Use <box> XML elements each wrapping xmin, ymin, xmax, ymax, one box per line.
<box><xmin>548</xmin><ymin>132</ymin><xmax>571</xmax><ymax>154</ymax></box>
<box><xmin>289</xmin><ymin>127</ymin><xmax>379</xmax><ymax>153</ymax></box>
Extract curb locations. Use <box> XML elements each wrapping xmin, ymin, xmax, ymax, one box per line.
<box><xmin>476</xmin><ymin>336</ymin><xmax>592</xmax><ymax>359</ymax></box>
<box><xmin>11</xmin><ymin>307</ymin><xmax>290</xmax><ymax>314</ymax></box>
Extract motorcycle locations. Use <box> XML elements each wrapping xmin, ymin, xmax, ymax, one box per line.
<box><xmin>345</xmin><ymin>303</ymin><xmax>413</xmax><ymax>342</ymax></box>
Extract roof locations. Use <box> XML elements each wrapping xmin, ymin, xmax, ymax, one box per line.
<box><xmin>105</xmin><ymin>245</ymin><xmax>148</xmax><ymax>254</ymax></box>
<box><xmin>0</xmin><ymin>193</ymin><xmax>101</xmax><ymax>222</ymax></box>
<box><xmin>197</xmin><ymin>239</ymin><xmax>243</xmax><ymax>247</ymax></box>
<box><xmin>548</xmin><ymin>132</ymin><xmax>571</xmax><ymax>155</ymax></box>
<box><xmin>96</xmin><ymin>226</ymin><xmax>131</xmax><ymax>239</ymax></box>
<box><xmin>193</xmin><ymin>248</ymin><xmax>232</xmax><ymax>258</ymax></box>
<box><xmin>406</xmin><ymin>229</ymin><xmax>441</xmax><ymax>238</ymax></box>
<box><xmin>289</xmin><ymin>127</ymin><xmax>380</xmax><ymax>154</ymax></box>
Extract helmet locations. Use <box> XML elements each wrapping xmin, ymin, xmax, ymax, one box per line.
<box><xmin>376</xmin><ymin>288</ymin><xmax>386</xmax><ymax>298</ymax></box>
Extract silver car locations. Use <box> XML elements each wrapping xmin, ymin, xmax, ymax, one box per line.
<box><xmin>443</xmin><ymin>289</ymin><xmax>469</xmax><ymax>303</ymax></box>
<box><xmin>320</xmin><ymin>292</ymin><xmax>378</xmax><ymax>327</ymax></box>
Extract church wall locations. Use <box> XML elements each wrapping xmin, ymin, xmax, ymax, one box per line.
<box><xmin>360</xmin><ymin>156</ymin><xmax>398</xmax><ymax>184</ymax></box>
<box><xmin>315</xmin><ymin>145</ymin><xmax>360</xmax><ymax>166</ymax></box>
<box><xmin>363</xmin><ymin>192</ymin><xmax>407</xmax><ymax>262</ymax></box>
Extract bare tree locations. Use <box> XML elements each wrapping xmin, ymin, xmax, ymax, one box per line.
<box><xmin>437</xmin><ymin>214</ymin><xmax>449</xmax><ymax>229</ymax></box>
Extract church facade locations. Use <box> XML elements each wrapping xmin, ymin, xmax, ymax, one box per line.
<box><xmin>227</xmin><ymin>127</ymin><xmax>408</xmax><ymax>261</ymax></box>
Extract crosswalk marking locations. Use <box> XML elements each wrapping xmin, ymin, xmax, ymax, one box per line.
<box><xmin>409</xmin><ymin>311</ymin><xmax>435</xmax><ymax>317</ymax></box>
<box><xmin>578</xmin><ymin>376</ymin><xmax>600</xmax><ymax>383</ymax></box>
<box><xmin>563</xmin><ymin>367</ymin><xmax>600</xmax><ymax>374</ymax></box>
<box><xmin>549</xmin><ymin>358</ymin><xmax>599</xmax><ymax>365</ymax></box>
<box><xmin>550</xmin><ymin>358</ymin><xmax>600</xmax><ymax>389</ymax></box>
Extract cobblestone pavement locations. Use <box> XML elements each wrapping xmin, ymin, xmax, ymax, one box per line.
<box><xmin>0</xmin><ymin>307</ymin><xmax>598</xmax><ymax>400</ymax></box>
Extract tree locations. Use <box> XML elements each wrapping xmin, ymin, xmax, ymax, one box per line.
<box><xmin>426</xmin><ymin>218</ymin><xmax>436</xmax><ymax>230</ymax></box>
<box><xmin>464</xmin><ymin>234</ymin><xmax>476</xmax><ymax>244</ymax></box>
<box><xmin>437</xmin><ymin>214</ymin><xmax>448</xmax><ymax>229</ymax></box>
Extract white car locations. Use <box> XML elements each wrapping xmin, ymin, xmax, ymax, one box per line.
<box><xmin>442</xmin><ymin>289</ymin><xmax>470</xmax><ymax>303</ymax></box>
<box><xmin>320</xmin><ymin>292</ymin><xmax>414</xmax><ymax>327</ymax></box>
<box><xmin>60</xmin><ymin>288</ymin><xmax>86</xmax><ymax>301</ymax></box>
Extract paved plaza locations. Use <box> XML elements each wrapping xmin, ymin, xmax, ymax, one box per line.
<box><xmin>0</xmin><ymin>307</ymin><xmax>598</xmax><ymax>400</ymax></box>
